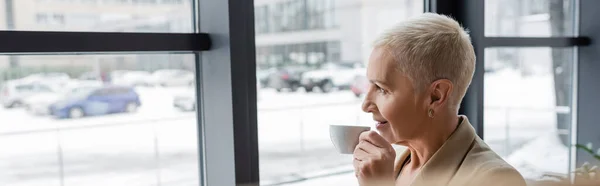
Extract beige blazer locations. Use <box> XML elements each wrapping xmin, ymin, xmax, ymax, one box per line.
<box><xmin>394</xmin><ymin>116</ymin><xmax>527</xmax><ymax>186</ymax></box>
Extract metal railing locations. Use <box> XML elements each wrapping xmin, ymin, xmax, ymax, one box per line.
<box><xmin>484</xmin><ymin>106</ymin><xmax>572</xmax><ymax>156</ymax></box>
<box><xmin>0</xmin><ymin>101</ymin><xmax>572</xmax><ymax>186</ymax></box>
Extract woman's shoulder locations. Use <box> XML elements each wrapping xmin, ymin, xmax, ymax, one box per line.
<box><xmin>460</xmin><ymin>164</ymin><xmax>527</xmax><ymax>186</ymax></box>
<box><xmin>455</xmin><ymin>139</ymin><xmax>527</xmax><ymax>185</ymax></box>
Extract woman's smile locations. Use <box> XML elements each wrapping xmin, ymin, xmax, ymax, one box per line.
<box><xmin>375</xmin><ymin>120</ymin><xmax>389</xmax><ymax>129</ymax></box>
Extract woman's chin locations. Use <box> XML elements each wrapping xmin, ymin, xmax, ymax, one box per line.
<box><xmin>376</xmin><ymin>130</ymin><xmax>394</xmax><ymax>143</ymax></box>
<box><xmin>376</xmin><ymin>126</ymin><xmax>401</xmax><ymax>144</ymax></box>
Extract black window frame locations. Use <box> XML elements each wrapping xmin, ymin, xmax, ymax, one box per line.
<box><xmin>4</xmin><ymin>0</ymin><xmax>600</xmax><ymax>186</ymax></box>
<box><xmin>426</xmin><ymin>0</ymin><xmax>590</xmax><ymax>139</ymax></box>
<box><xmin>238</xmin><ymin>0</ymin><xmax>593</xmax><ymax>185</ymax></box>
<box><xmin>428</xmin><ymin>0</ymin><xmax>600</xmax><ymax>184</ymax></box>
<box><xmin>0</xmin><ymin>0</ymin><xmax>215</xmax><ymax>185</ymax></box>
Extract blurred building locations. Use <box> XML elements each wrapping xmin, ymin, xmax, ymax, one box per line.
<box><xmin>0</xmin><ymin>0</ymin><xmax>194</xmax><ymax>79</ymax></box>
<box><xmin>254</xmin><ymin>0</ymin><xmax>421</xmax><ymax>69</ymax></box>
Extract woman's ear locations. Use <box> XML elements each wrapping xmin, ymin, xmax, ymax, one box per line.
<box><xmin>428</xmin><ymin>79</ymin><xmax>453</xmax><ymax>107</ymax></box>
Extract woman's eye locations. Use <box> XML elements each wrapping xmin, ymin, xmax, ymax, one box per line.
<box><xmin>375</xmin><ymin>86</ymin><xmax>386</xmax><ymax>94</ymax></box>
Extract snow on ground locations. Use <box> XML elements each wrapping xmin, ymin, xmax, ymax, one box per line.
<box><xmin>0</xmin><ymin>86</ymin><xmax>369</xmax><ymax>186</ymax></box>
<box><xmin>483</xmin><ymin>68</ymin><xmax>570</xmax><ymax>180</ymax></box>
<box><xmin>0</xmin><ymin>69</ymin><xmax>573</xmax><ymax>185</ymax></box>
<box><xmin>506</xmin><ymin>131</ymin><xmax>570</xmax><ymax>179</ymax></box>
<box><xmin>274</xmin><ymin>68</ymin><xmax>572</xmax><ymax>185</ymax></box>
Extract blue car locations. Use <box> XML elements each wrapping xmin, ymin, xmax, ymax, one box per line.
<box><xmin>49</xmin><ymin>86</ymin><xmax>141</xmax><ymax>119</ymax></box>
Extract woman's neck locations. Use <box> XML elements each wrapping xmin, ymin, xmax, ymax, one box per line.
<box><xmin>404</xmin><ymin>114</ymin><xmax>460</xmax><ymax>170</ymax></box>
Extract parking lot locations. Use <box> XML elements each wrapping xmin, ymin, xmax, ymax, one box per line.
<box><xmin>0</xmin><ymin>68</ymin><xmax>570</xmax><ymax>185</ymax></box>
<box><xmin>0</xmin><ymin>84</ymin><xmax>369</xmax><ymax>186</ymax></box>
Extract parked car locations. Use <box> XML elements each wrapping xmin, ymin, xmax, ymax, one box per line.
<box><xmin>1</xmin><ymin>80</ymin><xmax>54</xmax><ymax>108</ymax></box>
<box><xmin>173</xmin><ymin>89</ymin><xmax>196</xmax><ymax>112</ymax></box>
<box><xmin>49</xmin><ymin>86</ymin><xmax>141</xmax><ymax>119</ymax></box>
<box><xmin>257</xmin><ymin>68</ymin><xmax>276</xmax><ymax>88</ymax></box>
<box><xmin>22</xmin><ymin>72</ymin><xmax>70</xmax><ymax>83</ymax></box>
<box><xmin>109</xmin><ymin>70</ymin><xmax>129</xmax><ymax>81</ymax></box>
<box><xmin>173</xmin><ymin>77</ymin><xmax>261</xmax><ymax>111</ymax></box>
<box><xmin>79</xmin><ymin>71</ymin><xmax>100</xmax><ymax>81</ymax></box>
<box><xmin>112</xmin><ymin>71</ymin><xmax>152</xmax><ymax>87</ymax></box>
<box><xmin>301</xmin><ymin>63</ymin><xmax>365</xmax><ymax>93</ymax></box>
<box><xmin>267</xmin><ymin>66</ymin><xmax>310</xmax><ymax>92</ymax></box>
<box><xmin>150</xmin><ymin>69</ymin><xmax>195</xmax><ymax>87</ymax></box>
<box><xmin>21</xmin><ymin>72</ymin><xmax>71</xmax><ymax>90</ymax></box>
<box><xmin>24</xmin><ymin>82</ymin><xmax>102</xmax><ymax>115</ymax></box>
<box><xmin>350</xmin><ymin>75</ymin><xmax>370</xmax><ymax>98</ymax></box>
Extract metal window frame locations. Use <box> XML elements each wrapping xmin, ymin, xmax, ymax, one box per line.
<box><xmin>575</xmin><ymin>0</ymin><xmax>600</xmax><ymax>174</ymax></box>
<box><xmin>7</xmin><ymin>0</ymin><xmax>597</xmax><ymax>186</ymax></box>
<box><xmin>0</xmin><ymin>0</ymin><xmax>260</xmax><ymax>186</ymax></box>
<box><xmin>198</xmin><ymin>0</ymin><xmax>259</xmax><ymax>186</ymax></box>
<box><xmin>0</xmin><ymin>1</ymin><xmax>227</xmax><ymax>186</ymax></box>
<box><xmin>0</xmin><ymin>31</ymin><xmax>211</xmax><ymax>53</ymax></box>
<box><xmin>427</xmin><ymin>0</ymin><xmax>591</xmax><ymax>140</ymax></box>
<box><xmin>429</xmin><ymin>0</ymin><xmax>600</xmax><ymax>184</ymax></box>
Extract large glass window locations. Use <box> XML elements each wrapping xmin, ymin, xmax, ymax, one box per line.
<box><xmin>0</xmin><ymin>0</ymin><xmax>193</xmax><ymax>32</ymax></box>
<box><xmin>0</xmin><ymin>54</ymin><xmax>200</xmax><ymax>186</ymax></box>
<box><xmin>484</xmin><ymin>48</ymin><xmax>574</xmax><ymax>179</ymax></box>
<box><xmin>255</xmin><ymin>0</ymin><xmax>337</xmax><ymax>35</ymax></box>
<box><xmin>485</xmin><ymin>0</ymin><xmax>575</xmax><ymax>37</ymax></box>
<box><xmin>483</xmin><ymin>0</ymin><xmax>578</xmax><ymax>180</ymax></box>
<box><xmin>255</xmin><ymin>0</ymin><xmax>423</xmax><ymax>185</ymax></box>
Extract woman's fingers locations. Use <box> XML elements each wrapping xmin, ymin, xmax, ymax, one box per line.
<box><xmin>353</xmin><ymin>132</ymin><xmax>397</xmax><ymax>185</ymax></box>
<box><xmin>353</xmin><ymin>144</ymin><xmax>369</xmax><ymax>160</ymax></box>
<box><xmin>357</xmin><ymin>140</ymin><xmax>380</xmax><ymax>155</ymax></box>
<box><xmin>352</xmin><ymin>158</ymin><xmax>363</xmax><ymax>177</ymax></box>
<box><xmin>359</xmin><ymin>131</ymin><xmax>391</xmax><ymax>148</ymax></box>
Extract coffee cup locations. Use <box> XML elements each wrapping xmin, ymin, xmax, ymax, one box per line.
<box><xmin>329</xmin><ymin>125</ymin><xmax>371</xmax><ymax>154</ymax></box>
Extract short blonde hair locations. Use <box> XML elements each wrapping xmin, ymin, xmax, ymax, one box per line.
<box><xmin>373</xmin><ymin>13</ymin><xmax>475</xmax><ymax>110</ymax></box>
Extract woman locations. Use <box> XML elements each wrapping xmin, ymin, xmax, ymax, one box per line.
<box><xmin>353</xmin><ymin>13</ymin><xmax>527</xmax><ymax>186</ymax></box>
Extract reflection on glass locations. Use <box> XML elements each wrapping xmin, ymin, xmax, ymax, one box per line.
<box><xmin>485</xmin><ymin>0</ymin><xmax>574</xmax><ymax>37</ymax></box>
<box><xmin>483</xmin><ymin>47</ymin><xmax>574</xmax><ymax>180</ymax></box>
<box><xmin>0</xmin><ymin>0</ymin><xmax>193</xmax><ymax>32</ymax></box>
<box><xmin>255</xmin><ymin>0</ymin><xmax>423</xmax><ymax>185</ymax></box>
<box><xmin>0</xmin><ymin>54</ymin><xmax>200</xmax><ymax>185</ymax></box>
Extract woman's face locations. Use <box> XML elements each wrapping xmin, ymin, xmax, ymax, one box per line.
<box><xmin>362</xmin><ymin>47</ymin><xmax>429</xmax><ymax>144</ymax></box>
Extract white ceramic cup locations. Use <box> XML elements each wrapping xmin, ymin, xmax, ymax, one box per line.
<box><xmin>329</xmin><ymin>125</ymin><xmax>371</xmax><ymax>154</ymax></box>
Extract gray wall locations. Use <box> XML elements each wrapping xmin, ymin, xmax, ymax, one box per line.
<box><xmin>576</xmin><ymin>0</ymin><xmax>600</xmax><ymax>166</ymax></box>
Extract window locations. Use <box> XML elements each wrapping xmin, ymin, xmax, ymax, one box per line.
<box><xmin>133</xmin><ymin>0</ymin><xmax>157</xmax><ymax>4</ymax></box>
<box><xmin>484</xmin><ymin>47</ymin><xmax>574</xmax><ymax>178</ymax></box>
<box><xmin>0</xmin><ymin>54</ymin><xmax>200</xmax><ymax>185</ymax></box>
<box><xmin>91</xmin><ymin>88</ymin><xmax>106</xmax><ymax>96</ymax></box>
<box><xmin>255</xmin><ymin>5</ymin><xmax>269</xmax><ymax>34</ymax></box>
<box><xmin>260</xmin><ymin>41</ymin><xmax>342</xmax><ymax>67</ymax></box>
<box><xmin>35</xmin><ymin>84</ymin><xmax>54</xmax><ymax>92</ymax></box>
<box><xmin>2</xmin><ymin>0</ymin><xmax>193</xmax><ymax>32</ymax></box>
<box><xmin>256</xmin><ymin>0</ymin><xmax>423</xmax><ymax>185</ymax></box>
<box><xmin>256</xmin><ymin>0</ymin><xmax>337</xmax><ymax>35</ymax></box>
<box><xmin>81</xmin><ymin>0</ymin><xmax>98</xmax><ymax>4</ymax></box>
<box><xmin>36</xmin><ymin>13</ymin><xmax>49</xmax><ymax>24</ymax></box>
<box><xmin>35</xmin><ymin>13</ymin><xmax>64</xmax><ymax>25</ymax></box>
<box><xmin>485</xmin><ymin>0</ymin><xmax>575</xmax><ymax>37</ymax></box>
<box><xmin>480</xmin><ymin>0</ymin><xmax>581</xmax><ymax>180</ymax></box>
<box><xmin>162</xmin><ymin>0</ymin><xmax>182</xmax><ymax>4</ymax></box>
<box><xmin>4</xmin><ymin>0</ymin><xmax>600</xmax><ymax>186</ymax></box>
<box><xmin>102</xmin><ymin>0</ymin><xmax>130</xmax><ymax>3</ymax></box>
<box><xmin>15</xmin><ymin>85</ymin><xmax>35</xmax><ymax>91</ymax></box>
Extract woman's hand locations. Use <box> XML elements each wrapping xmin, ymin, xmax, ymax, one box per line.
<box><xmin>353</xmin><ymin>131</ymin><xmax>396</xmax><ymax>186</ymax></box>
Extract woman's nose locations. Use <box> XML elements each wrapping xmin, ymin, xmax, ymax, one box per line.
<box><xmin>362</xmin><ymin>98</ymin><xmax>373</xmax><ymax>113</ymax></box>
